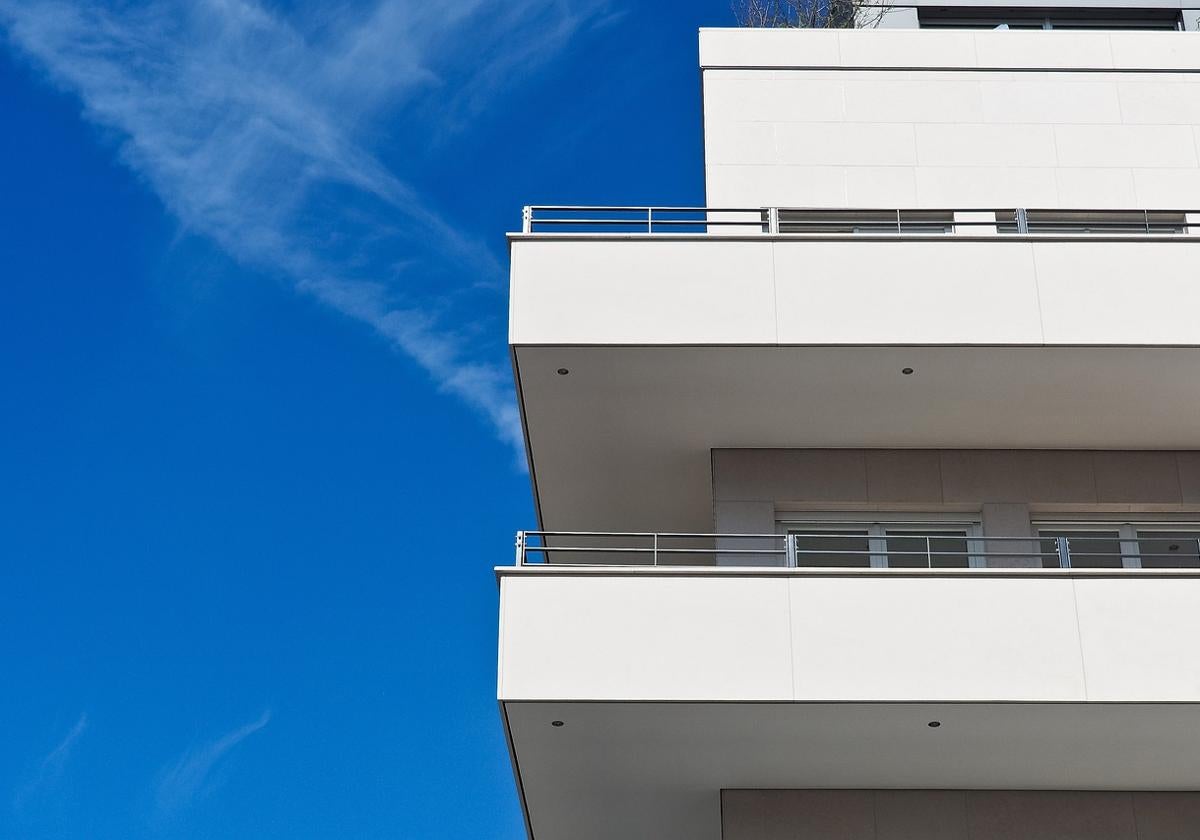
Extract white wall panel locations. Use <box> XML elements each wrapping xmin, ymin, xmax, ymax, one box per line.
<box><xmin>510</xmin><ymin>240</ymin><xmax>777</xmax><ymax>345</ymax></box>
<box><xmin>699</xmin><ymin>28</ymin><xmax>843</xmax><ymax>68</ymax></box>
<box><xmin>702</xmin><ymin>31</ymin><xmax>1200</xmax><ymax>210</ymax></box>
<box><xmin>972</xmin><ymin>31</ymin><xmax>1116</xmax><ymax>69</ymax></box>
<box><xmin>705</xmin><ymin>78</ymin><xmax>846</xmax><ymax>123</ymax></box>
<box><xmin>772</xmin><ymin>241</ymin><xmax>1044</xmax><ymax>345</ymax></box>
<box><xmin>502</xmin><ymin>573</ymin><xmax>1200</xmax><ymax>704</ymax></box>
<box><xmin>844</xmin><ymin>167</ymin><xmax>918</xmax><ymax>205</ymax></box>
<box><xmin>843</xmin><ymin>79</ymin><xmax>983</xmax><ymax>123</ymax></box>
<box><xmin>700</xmin><ymin>29</ymin><xmax>1200</xmax><ymax>72</ymax></box>
<box><xmin>511</xmin><ymin>238</ymin><xmax>1200</xmax><ymax>348</ymax></box>
<box><xmin>706</xmin><ymin>165</ymin><xmax>848</xmax><ymax>207</ymax></box>
<box><xmin>499</xmin><ymin>576</ymin><xmax>795</xmax><ymax>701</ymax></box>
<box><xmin>705</xmin><ymin>121</ymin><xmax>776</xmax><ymax>166</ymax></box>
<box><xmin>1109</xmin><ymin>31</ymin><xmax>1200</xmax><ymax>70</ymax></box>
<box><xmin>837</xmin><ymin>30</ymin><xmax>978</xmax><ymax>68</ymax></box>
<box><xmin>980</xmin><ymin>78</ymin><xmax>1122</xmax><ymax>125</ymax></box>
<box><xmin>1117</xmin><ymin>81</ymin><xmax>1200</xmax><ymax>125</ymax></box>
<box><xmin>1075</xmin><ymin>578</ymin><xmax>1200</xmax><ymax>701</ymax></box>
<box><xmin>1032</xmin><ymin>243</ymin><xmax>1200</xmax><ymax>345</ymax></box>
<box><xmin>915</xmin><ymin>124</ymin><xmax>1058</xmax><ymax>167</ymax></box>
<box><xmin>914</xmin><ymin>166</ymin><xmax>1060</xmax><ymax>206</ymax></box>
<box><xmin>788</xmin><ymin>577</ymin><xmax>1087</xmax><ymax>701</ymax></box>
<box><xmin>776</xmin><ymin>123</ymin><xmax>917</xmax><ymax>166</ymax></box>
<box><xmin>1054</xmin><ymin>124</ymin><xmax>1198</xmax><ymax>168</ymax></box>
<box><xmin>1054</xmin><ymin>169</ymin><xmax>1137</xmax><ymax>207</ymax></box>
<box><xmin>1133</xmin><ymin>168</ymin><xmax>1200</xmax><ymax>206</ymax></box>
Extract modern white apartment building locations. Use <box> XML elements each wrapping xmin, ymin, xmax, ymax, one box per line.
<box><xmin>499</xmin><ymin>3</ymin><xmax>1200</xmax><ymax>838</ymax></box>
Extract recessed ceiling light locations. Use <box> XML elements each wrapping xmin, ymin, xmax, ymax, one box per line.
<box><xmin>556</xmin><ymin>368</ymin><xmax>569</xmax><ymax>376</ymax></box>
<box><xmin>551</xmin><ymin>720</ymin><xmax>565</xmax><ymax>727</ymax></box>
<box><xmin>902</xmin><ymin>367</ymin><xmax>914</xmax><ymax>375</ymax></box>
<box><xmin>927</xmin><ymin>720</ymin><xmax>942</xmax><ymax>728</ymax></box>
<box><xmin>1169</xmin><ymin>544</ymin><xmax>1180</xmax><ymax>551</ymax></box>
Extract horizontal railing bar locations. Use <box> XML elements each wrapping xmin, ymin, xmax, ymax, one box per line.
<box><xmin>524</xmin><ymin>533</ymin><xmax>1060</xmax><ymax>543</ymax></box>
<box><xmin>530</xmin><ymin>219</ymin><xmax>767</xmax><ymax>227</ymax></box>
<box><xmin>527</xmin><ymin>207</ymin><xmax>1200</xmax><ymax>215</ymax></box>
<box><xmin>527</xmin><ymin>208</ymin><xmax>763</xmax><ymax>215</ymax></box>
<box><xmin>526</xmin><ymin>530</ymin><xmax>781</xmax><ymax>538</ymax></box>
<box><xmin>526</xmin><ymin>547</ymin><xmax>784</xmax><ymax>554</ymax></box>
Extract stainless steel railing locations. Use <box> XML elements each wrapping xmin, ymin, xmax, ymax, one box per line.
<box><xmin>515</xmin><ymin>530</ymin><xmax>1200</xmax><ymax>570</ymax></box>
<box><xmin>520</xmin><ymin>206</ymin><xmax>1200</xmax><ymax>236</ymax></box>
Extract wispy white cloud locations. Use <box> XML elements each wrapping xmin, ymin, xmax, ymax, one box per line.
<box><xmin>0</xmin><ymin>0</ymin><xmax>613</xmax><ymax>456</ymax></box>
<box><xmin>155</xmin><ymin>710</ymin><xmax>271</xmax><ymax>813</ymax></box>
<box><xmin>13</xmin><ymin>713</ymin><xmax>88</xmax><ymax>809</ymax></box>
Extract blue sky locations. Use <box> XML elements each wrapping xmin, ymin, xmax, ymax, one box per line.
<box><xmin>0</xmin><ymin>1</ymin><xmax>734</xmax><ymax>838</ymax></box>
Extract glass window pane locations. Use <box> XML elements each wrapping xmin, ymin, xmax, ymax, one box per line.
<box><xmin>792</xmin><ymin>530</ymin><xmax>870</xmax><ymax>567</ymax></box>
<box><xmin>1038</xmin><ymin>529</ymin><xmax>1123</xmax><ymax>568</ymax></box>
<box><xmin>1136</xmin><ymin>531</ymin><xmax>1200</xmax><ymax>569</ymax></box>
<box><xmin>884</xmin><ymin>530</ymin><xmax>969</xmax><ymax>568</ymax></box>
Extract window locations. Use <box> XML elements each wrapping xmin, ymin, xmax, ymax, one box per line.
<box><xmin>776</xmin><ymin>209</ymin><xmax>955</xmax><ymax>235</ymax></box>
<box><xmin>1036</xmin><ymin>523</ymin><xmax>1200</xmax><ymax>569</ymax></box>
<box><xmin>784</xmin><ymin>516</ymin><xmax>981</xmax><ymax>568</ymax></box>
<box><xmin>918</xmin><ymin>7</ymin><xmax>1183</xmax><ymax>30</ymax></box>
<box><xmin>997</xmin><ymin>210</ymin><xmax>1189</xmax><ymax>235</ymax></box>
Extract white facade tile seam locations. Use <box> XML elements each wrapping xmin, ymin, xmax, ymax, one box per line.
<box><xmin>1027</xmin><ymin>242</ymin><xmax>1049</xmax><ymax>346</ymax></box>
<box><xmin>1070</xmin><ymin>578</ymin><xmax>1093</xmax><ymax>702</ymax></box>
<box><xmin>770</xmin><ymin>241</ymin><xmax>780</xmax><ymax>345</ymax></box>
<box><xmin>786</xmin><ymin>574</ymin><xmax>798</xmax><ymax>702</ymax></box>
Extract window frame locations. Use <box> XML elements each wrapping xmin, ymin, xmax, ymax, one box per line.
<box><xmin>778</xmin><ymin>512</ymin><xmax>985</xmax><ymax>569</ymax></box>
<box><xmin>1034</xmin><ymin>520</ymin><xmax>1200</xmax><ymax>569</ymax></box>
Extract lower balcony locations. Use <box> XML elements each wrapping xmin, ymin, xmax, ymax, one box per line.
<box><xmin>498</xmin><ymin>548</ymin><xmax>1200</xmax><ymax>840</ymax></box>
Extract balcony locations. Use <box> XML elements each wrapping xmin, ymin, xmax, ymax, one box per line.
<box><xmin>510</xmin><ymin>205</ymin><xmax>1200</xmax><ymax>534</ymax></box>
<box><xmin>516</xmin><ymin>529</ymin><xmax>1200</xmax><ymax>569</ymax></box>
<box><xmin>498</xmin><ymin>537</ymin><xmax>1200</xmax><ymax>840</ymax></box>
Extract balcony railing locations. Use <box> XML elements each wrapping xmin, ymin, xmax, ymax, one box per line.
<box><xmin>520</xmin><ymin>206</ymin><xmax>1200</xmax><ymax>237</ymax></box>
<box><xmin>515</xmin><ymin>530</ymin><xmax>1200</xmax><ymax>570</ymax></box>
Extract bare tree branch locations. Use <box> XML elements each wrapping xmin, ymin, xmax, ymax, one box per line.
<box><xmin>732</xmin><ymin>0</ymin><xmax>891</xmax><ymax>29</ymax></box>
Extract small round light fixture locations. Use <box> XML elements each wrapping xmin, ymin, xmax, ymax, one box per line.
<box><xmin>1169</xmin><ymin>544</ymin><xmax>1181</xmax><ymax>552</ymax></box>
<box><xmin>927</xmin><ymin>720</ymin><xmax>942</xmax><ymax>728</ymax></box>
<box><xmin>902</xmin><ymin>367</ymin><xmax>915</xmax><ymax>376</ymax></box>
<box><xmin>556</xmin><ymin>368</ymin><xmax>569</xmax><ymax>376</ymax></box>
<box><xmin>551</xmin><ymin>720</ymin><xmax>565</xmax><ymax>728</ymax></box>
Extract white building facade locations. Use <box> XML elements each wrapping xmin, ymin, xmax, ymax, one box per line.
<box><xmin>500</xmin><ymin>4</ymin><xmax>1200</xmax><ymax>838</ymax></box>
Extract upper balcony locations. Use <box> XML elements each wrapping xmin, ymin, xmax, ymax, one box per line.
<box><xmin>510</xmin><ymin>205</ymin><xmax>1200</xmax><ymax>532</ymax></box>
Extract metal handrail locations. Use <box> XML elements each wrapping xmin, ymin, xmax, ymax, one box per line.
<box><xmin>515</xmin><ymin>529</ymin><xmax>1200</xmax><ymax>570</ymax></box>
<box><xmin>520</xmin><ymin>205</ymin><xmax>1200</xmax><ymax>236</ymax></box>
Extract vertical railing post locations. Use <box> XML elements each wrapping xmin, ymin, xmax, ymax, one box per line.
<box><xmin>1057</xmin><ymin>536</ymin><xmax>1072</xmax><ymax>569</ymax></box>
<box><xmin>515</xmin><ymin>530</ymin><xmax>526</xmax><ymax>565</ymax></box>
<box><xmin>521</xmin><ymin>206</ymin><xmax>532</xmax><ymax>234</ymax></box>
<box><xmin>1016</xmin><ymin>207</ymin><xmax>1029</xmax><ymax>234</ymax></box>
<box><xmin>785</xmin><ymin>533</ymin><xmax>797</xmax><ymax>568</ymax></box>
<box><xmin>653</xmin><ymin>533</ymin><xmax>659</xmax><ymax>567</ymax></box>
<box><xmin>896</xmin><ymin>208</ymin><xmax>902</xmax><ymax>235</ymax></box>
<box><xmin>1145</xmin><ymin>208</ymin><xmax>1152</xmax><ymax>234</ymax></box>
<box><xmin>647</xmin><ymin>207</ymin><xmax>653</xmax><ymax>234</ymax></box>
<box><xmin>768</xmin><ymin>207</ymin><xmax>780</xmax><ymax>235</ymax></box>
<box><xmin>926</xmin><ymin>536</ymin><xmax>933</xmax><ymax>569</ymax></box>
